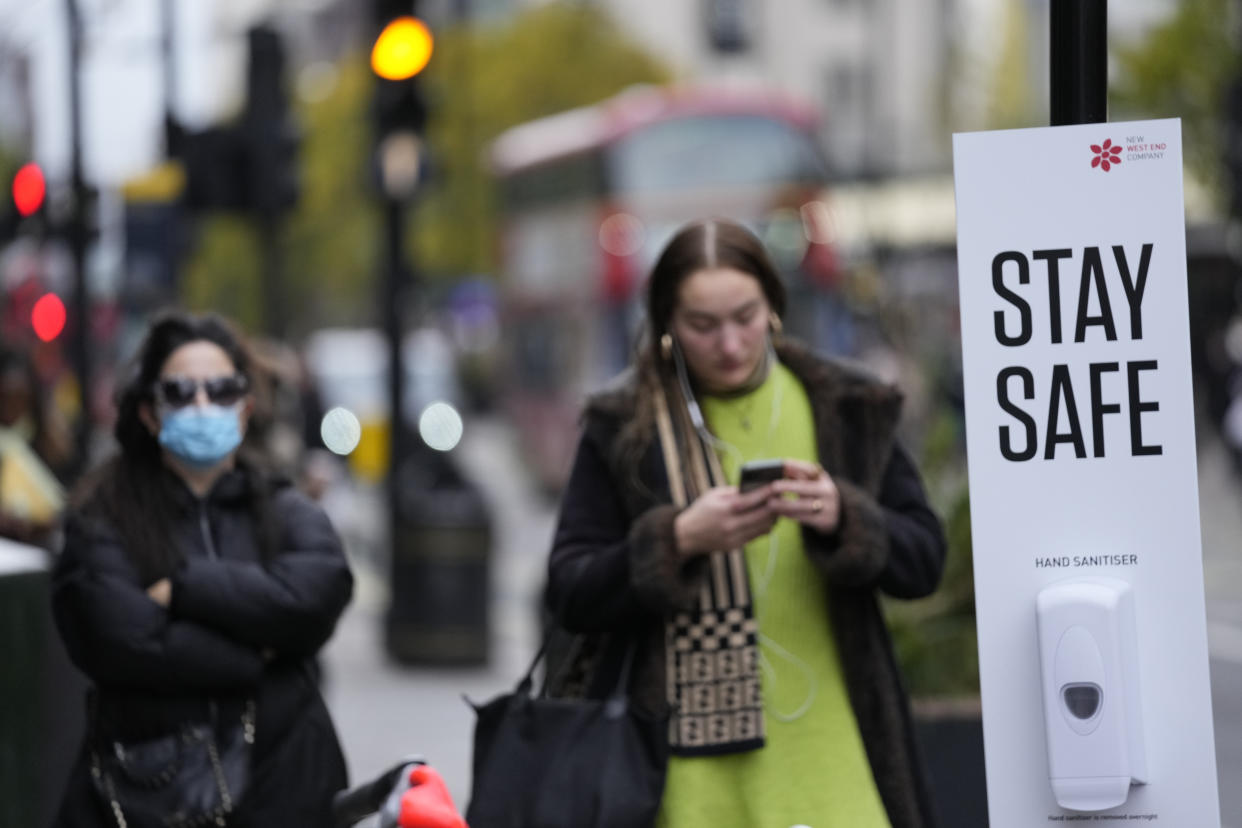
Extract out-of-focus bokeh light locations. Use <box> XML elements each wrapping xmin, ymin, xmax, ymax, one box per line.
<box><xmin>418</xmin><ymin>401</ymin><xmax>463</xmax><ymax>452</ymax></box>
<box><xmin>298</xmin><ymin>60</ymin><xmax>339</xmax><ymax>104</ymax></box>
<box><xmin>763</xmin><ymin>207</ymin><xmax>809</xmax><ymax>263</ymax></box>
<box><xmin>598</xmin><ymin>212</ymin><xmax>645</xmax><ymax>257</ymax></box>
<box><xmin>12</xmin><ymin>163</ymin><xmax>46</xmax><ymax>217</ymax></box>
<box><xmin>321</xmin><ymin>406</ymin><xmax>362</xmax><ymax>455</ymax></box>
<box><xmin>800</xmin><ymin>200</ymin><xmax>835</xmax><ymax>244</ymax></box>
<box><xmin>31</xmin><ymin>293</ymin><xmax>65</xmax><ymax>342</ymax></box>
<box><xmin>370</xmin><ymin>17</ymin><xmax>434</xmax><ymax>81</ymax></box>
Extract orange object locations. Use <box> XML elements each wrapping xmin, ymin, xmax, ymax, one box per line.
<box><xmin>398</xmin><ymin>765</ymin><xmax>467</xmax><ymax>828</ymax></box>
<box><xmin>370</xmin><ymin>17</ymin><xmax>433</xmax><ymax>80</ymax></box>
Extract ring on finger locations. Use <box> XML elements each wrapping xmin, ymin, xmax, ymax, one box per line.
<box><xmin>809</xmin><ymin>498</ymin><xmax>824</xmax><ymax>514</ymax></box>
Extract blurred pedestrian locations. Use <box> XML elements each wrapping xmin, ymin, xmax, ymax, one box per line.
<box><xmin>50</xmin><ymin>310</ymin><xmax>353</xmax><ymax>828</ymax></box>
<box><xmin>246</xmin><ymin>336</ymin><xmax>331</xmax><ymax>496</ymax></box>
<box><xmin>0</xmin><ymin>340</ymin><xmax>69</xmax><ymax>545</ymax></box>
<box><xmin>545</xmin><ymin>219</ymin><xmax>947</xmax><ymax>827</ymax></box>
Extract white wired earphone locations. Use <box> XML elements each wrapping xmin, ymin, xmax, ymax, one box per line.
<box><xmin>669</xmin><ymin>336</ymin><xmax>819</xmax><ymax>722</ymax></box>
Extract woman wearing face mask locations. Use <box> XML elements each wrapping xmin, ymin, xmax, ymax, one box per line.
<box><xmin>51</xmin><ymin>311</ymin><xmax>353</xmax><ymax>828</ymax></box>
<box><xmin>545</xmin><ymin>219</ymin><xmax>947</xmax><ymax>827</ymax></box>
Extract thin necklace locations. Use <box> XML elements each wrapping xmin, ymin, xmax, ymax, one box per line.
<box><xmin>734</xmin><ymin>393</ymin><xmax>761</xmax><ymax>432</ymax></box>
<box><xmin>701</xmin><ymin>353</ymin><xmax>783</xmax><ymax>469</ymax></box>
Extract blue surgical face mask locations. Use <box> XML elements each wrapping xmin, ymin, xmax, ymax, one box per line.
<box><xmin>158</xmin><ymin>403</ymin><xmax>243</xmax><ymax>469</ymax></box>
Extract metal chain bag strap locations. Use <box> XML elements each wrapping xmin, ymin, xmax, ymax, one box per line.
<box><xmin>89</xmin><ymin>699</ymin><xmax>256</xmax><ymax>828</ymax></box>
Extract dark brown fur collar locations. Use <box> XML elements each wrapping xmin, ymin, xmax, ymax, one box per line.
<box><xmin>587</xmin><ymin>340</ymin><xmax>895</xmax><ymax>414</ymax></box>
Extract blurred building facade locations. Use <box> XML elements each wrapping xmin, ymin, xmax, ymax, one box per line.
<box><xmin>0</xmin><ymin>0</ymin><xmax>1192</xmax><ymax>185</ymax></box>
<box><xmin>579</xmin><ymin>0</ymin><xmax>954</xmax><ymax>179</ymax></box>
<box><xmin>578</xmin><ymin>0</ymin><xmax>1185</xmax><ymax>180</ymax></box>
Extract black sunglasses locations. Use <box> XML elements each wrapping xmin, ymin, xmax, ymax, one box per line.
<box><xmin>154</xmin><ymin>374</ymin><xmax>249</xmax><ymax>408</ymax></box>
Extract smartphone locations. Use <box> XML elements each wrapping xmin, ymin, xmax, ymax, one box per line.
<box><xmin>738</xmin><ymin>458</ymin><xmax>785</xmax><ymax>492</ymax></box>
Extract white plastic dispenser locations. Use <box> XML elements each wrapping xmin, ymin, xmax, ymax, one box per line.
<box><xmin>1036</xmin><ymin>577</ymin><xmax>1146</xmax><ymax>812</ymax></box>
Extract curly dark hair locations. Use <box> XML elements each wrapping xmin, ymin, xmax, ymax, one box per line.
<box><xmin>75</xmin><ymin>310</ymin><xmax>276</xmax><ymax>584</ymax></box>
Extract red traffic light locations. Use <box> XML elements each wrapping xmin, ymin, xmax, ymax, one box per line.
<box><xmin>12</xmin><ymin>163</ymin><xmax>46</xmax><ymax>217</ymax></box>
<box><xmin>31</xmin><ymin>293</ymin><xmax>66</xmax><ymax>342</ymax></box>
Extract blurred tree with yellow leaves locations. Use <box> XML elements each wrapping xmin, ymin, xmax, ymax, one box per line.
<box><xmin>181</xmin><ymin>2</ymin><xmax>668</xmax><ymax>335</ymax></box>
<box><xmin>1112</xmin><ymin>0</ymin><xmax>1239</xmax><ymax>201</ymax></box>
<box><xmin>983</xmin><ymin>0</ymin><xmax>1039</xmax><ymax>131</ymax></box>
<box><xmin>415</xmin><ymin>3</ymin><xmax>669</xmax><ymax>276</ymax></box>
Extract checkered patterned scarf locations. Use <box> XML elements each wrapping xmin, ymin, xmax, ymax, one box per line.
<box><xmin>654</xmin><ymin>378</ymin><xmax>766</xmax><ymax>756</ymax></box>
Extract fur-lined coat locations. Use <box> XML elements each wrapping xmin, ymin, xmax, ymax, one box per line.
<box><xmin>545</xmin><ymin>340</ymin><xmax>947</xmax><ymax>828</ymax></box>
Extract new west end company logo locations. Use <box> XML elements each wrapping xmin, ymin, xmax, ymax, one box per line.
<box><xmin>1089</xmin><ymin>135</ymin><xmax>1169</xmax><ymax>171</ymax></box>
<box><xmin>1090</xmin><ymin>139</ymin><xmax>1122</xmax><ymax>171</ymax></box>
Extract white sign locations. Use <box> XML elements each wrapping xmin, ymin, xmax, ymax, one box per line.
<box><xmin>953</xmin><ymin>119</ymin><xmax>1220</xmax><ymax>826</ymax></box>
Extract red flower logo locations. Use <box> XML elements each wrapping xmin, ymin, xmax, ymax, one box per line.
<box><xmin>1091</xmin><ymin>139</ymin><xmax>1122</xmax><ymax>171</ymax></box>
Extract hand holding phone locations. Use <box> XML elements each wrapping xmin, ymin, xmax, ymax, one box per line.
<box><xmin>767</xmin><ymin>458</ymin><xmax>841</xmax><ymax>532</ymax></box>
<box><xmin>738</xmin><ymin>458</ymin><xmax>785</xmax><ymax>493</ymax></box>
<box><xmin>673</xmin><ymin>461</ymin><xmax>783</xmax><ymax>556</ymax></box>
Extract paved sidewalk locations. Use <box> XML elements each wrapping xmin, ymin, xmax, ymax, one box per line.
<box><xmin>321</xmin><ymin>413</ymin><xmax>1242</xmax><ymax>824</ymax></box>
<box><xmin>1196</xmin><ymin>429</ymin><xmax>1242</xmax><ymax>827</ymax></box>
<box><xmin>1200</xmin><ymin>430</ymin><xmax>1242</xmax><ymax>650</ymax></box>
<box><xmin>321</xmin><ymin>416</ymin><xmax>555</xmax><ymax>810</ymax></box>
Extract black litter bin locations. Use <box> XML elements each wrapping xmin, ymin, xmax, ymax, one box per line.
<box><xmin>384</xmin><ymin>447</ymin><xmax>492</xmax><ymax>665</ymax></box>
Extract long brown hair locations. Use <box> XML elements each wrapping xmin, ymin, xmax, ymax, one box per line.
<box><xmin>613</xmin><ymin>218</ymin><xmax>786</xmax><ymax>471</ymax></box>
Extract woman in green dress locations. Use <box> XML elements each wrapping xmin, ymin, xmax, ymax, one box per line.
<box><xmin>546</xmin><ymin>218</ymin><xmax>947</xmax><ymax>827</ymax></box>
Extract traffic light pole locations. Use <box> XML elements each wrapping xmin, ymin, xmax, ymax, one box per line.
<box><xmin>260</xmin><ymin>212</ymin><xmax>286</xmax><ymax>338</ymax></box>
<box><xmin>65</xmin><ymin>0</ymin><xmax>92</xmax><ymax>475</ymax></box>
<box><xmin>160</xmin><ymin>0</ymin><xmax>182</xmax><ymax>155</ymax></box>
<box><xmin>382</xmin><ymin>195</ymin><xmax>409</xmax><ymax>559</ymax></box>
<box><xmin>1050</xmin><ymin>0</ymin><xmax>1107</xmax><ymax>126</ymax></box>
<box><xmin>372</xmin><ymin>0</ymin><xmax>430</xmax><ymax>578</ymax></box>
<box><xmin>245</xmin><ymin>26</ymin><xmax>296</xmax><ymax>339</ymax></box>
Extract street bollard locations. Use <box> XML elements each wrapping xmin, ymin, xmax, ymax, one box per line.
<box><xmin>913</xmin><ymin>698</ymin><xmax>989</xmax><ymax>826</ymax></box>
<box><xmin>384</xmin><ymin>445</ymin><xmax>493</xmax><ymax>665</ymax></box>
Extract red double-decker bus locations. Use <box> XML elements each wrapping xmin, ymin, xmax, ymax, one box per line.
<box><xmin>490</xmin><ymin>84</ymin><xmax>839</xmax><ymax>493</ymax></box>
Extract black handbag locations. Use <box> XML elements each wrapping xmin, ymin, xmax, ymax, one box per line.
<box><xmin>464</xmin><ymin>637</ymin><xmax>668</xmax><ymax>828</ymax></box>
<box><xmin>89</xmin><ymin>699</ymin><xmax>255</xmax><ymax>828</ymax></box>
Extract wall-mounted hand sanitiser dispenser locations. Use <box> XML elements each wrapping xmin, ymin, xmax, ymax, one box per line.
<box><xmin>1036</xmin><ymin>577</ymin><xmax>1146</xmax><ymax>812</ymax></box>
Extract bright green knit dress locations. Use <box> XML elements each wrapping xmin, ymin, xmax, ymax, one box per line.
<box><xmin>654</xmin><ymin>363</ymin><xmax>891</xmax><ymax>828</ymax></box>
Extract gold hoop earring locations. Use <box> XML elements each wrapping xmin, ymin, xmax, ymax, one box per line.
<box><xmin>769</xmin><ymin>312</ymin><xmax>783</xmax><ymax>336</ymax></box>
<box><xmin>659</xmin><ymin>333</ymin><xmax>674</xmax><ymax>360</ymax></box>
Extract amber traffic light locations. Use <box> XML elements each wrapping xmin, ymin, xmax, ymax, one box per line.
<box><xmin>371</xmin><ymin>17</ymin><xmax>434</xmax><ymax>81</ymax></box>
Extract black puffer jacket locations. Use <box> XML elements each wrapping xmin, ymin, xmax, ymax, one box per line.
<box><xmin>51</xmin><ymin>467</ymin><xmax>353</xmax><ymax>828</ymax></box>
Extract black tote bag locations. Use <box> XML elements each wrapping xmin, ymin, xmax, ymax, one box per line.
<box><xmin>464</xmin><ymin>637</ymin><xmax>668</xmax><ymax>828</ymax></box>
